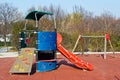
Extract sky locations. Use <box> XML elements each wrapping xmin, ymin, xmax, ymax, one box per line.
<box><xmin>0</xmin><ymin>0</ymin><xmax>120</xmax><ymax>18</ymax></box>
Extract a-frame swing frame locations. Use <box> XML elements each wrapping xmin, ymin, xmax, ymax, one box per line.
<box><xmin>72</xmin><ymin>33</ymin><xmax>115</xmax><ymax>59</ymax></box>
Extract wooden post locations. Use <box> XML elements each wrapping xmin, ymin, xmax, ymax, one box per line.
<box><xmin>105</xmin><ymin>33</ymin><xmax>115</xmax><ymax>58</ymax></box>
<box><xmin>72</xmin><ymin>34</ymin><xmax>82</xmax><ymax>52</ymax></box>
<box><xmin>108</xmin><ymin>39</ymin><xmax>115</xmax><ymax>57</ymax></box>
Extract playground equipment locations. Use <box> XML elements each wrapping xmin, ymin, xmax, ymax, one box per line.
<box><xmin>57</xmin><ymin>33</ymin><xmax>93</xmax><ymax>70</ymax></box>
<box><xmin>10</xmin><ymin>11</ymin><xmax>57</xmax><ymax>74</ymax></box>
<box><xmin>9</xmin><ymin>48</ymin><xmax>35</xmax><ymax>75</ymax></box>
<box><xmin>72</xmin><ymin>33</ymin><xmax>115</xmax><ymax>59</ymax></box>
<box><xmin>10</xmin><ymin>11</ymin><xmax>93</xmax><ymax>75</ymax></box>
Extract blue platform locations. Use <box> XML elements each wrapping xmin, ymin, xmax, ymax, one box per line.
<box><xmin>37</xmin><ymin>32</ymin><xmax>56</xmax><ymax>50</ymax></box>
<box><xmin>37</xmin><ymin>60</ymin><xmax>57</xmax><ymax>72</ymax></box>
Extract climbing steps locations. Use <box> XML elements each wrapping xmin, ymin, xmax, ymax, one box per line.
<box><xmin>9</xmin><ymin>48</ymin><xmax>35</xmax><ymax>75</ymax></box>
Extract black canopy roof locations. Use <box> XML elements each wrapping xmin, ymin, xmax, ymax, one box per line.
<box><xmin>25</xmin><ymin>11</ymin><xmax>53</xmax><ymax>21</ymax></box>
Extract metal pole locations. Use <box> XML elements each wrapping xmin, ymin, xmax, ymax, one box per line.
<box><xmin>82</xmin><ymin>36</ymin><xmax>104</xmax><ymax>38</ymax></box>
<box><xmin>53</xmin><ymin>15</ymin><xmax>57</xmax><ymax>59</ymax></box>
<box><xmin>35</xmin><ymin>12</ymin><xmax>38</xmax><ymax>28</ymax></box>
<box><xmin>24</xmin><ymin>20</ymin><xmax>28</xmax><ymax>31</ymax></box>
<box><xmin>53</xmin><ymin>15</ymin><xmax>57</xmax><ymax>32</ymax></box>
<box><xmin>104</xmin><ymin>35</ymin><xmax>107</xmax><ymax>59</ymax></box>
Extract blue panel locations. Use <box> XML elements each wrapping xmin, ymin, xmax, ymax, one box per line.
<box><xmin>38</xmin><ymin>32</ymin><xmax>56</xmax><ymax>41</ymax></box>
<box><xmin>37</xmin><ymin>32</ymin><xmax>56</xmax><ymax>50</ymax></box>
<box><xmin>37</xmin><ymin>60</ymin><xmax>57</xmax><ymax>72</ymax></box>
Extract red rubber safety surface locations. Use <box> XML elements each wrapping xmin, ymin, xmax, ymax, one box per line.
<box><xmin>0</xmin><ymin>54</ymin><xmax>120</xmax><ymax>80</ymax></box>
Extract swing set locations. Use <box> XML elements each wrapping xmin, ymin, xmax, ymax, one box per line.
<box><xmin>72</xmin><ymin>33</ymin><xmax>115</xmax><ymax>59</ymax></box>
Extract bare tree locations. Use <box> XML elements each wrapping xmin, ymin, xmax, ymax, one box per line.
<box><xmin>48</xmin><ymin>4</ymin><xmax>66</xmax><ymax>32</ymax></box>
<box><xmin>27</xmin><ymin>6</ymin><xmax>36</xmax><ymax>13</ymax></box>
<box><xmin>100</xmin><ymin>11</ymin><xmax>115</xmax><ymax>33</ymax></box>
<box><xmin>0</xmin><ymin>3</ymin><xmax>22</xmax><ymax>47</ymax></box>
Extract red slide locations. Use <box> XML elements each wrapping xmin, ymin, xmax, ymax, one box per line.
<box><xmin>57</xmin><ymin>33</ymin><xmax>93</xmax><ymax>71</ymax></box>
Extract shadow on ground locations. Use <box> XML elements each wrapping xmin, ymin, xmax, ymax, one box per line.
<box><xmin>57</xmin><ymin>60</ymin><xmax>82</xmax><ymax>69</ymax></box>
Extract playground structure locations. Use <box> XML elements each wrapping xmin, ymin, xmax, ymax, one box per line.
<box><xmin>10</xmin><ymin>11</ymin><xmax>93</xmax><ymax>75</ymax></box>
<box><xmin>72</xmin><ymin>33</ymin><xmax>115</xmax><ymax>59</ymax></box>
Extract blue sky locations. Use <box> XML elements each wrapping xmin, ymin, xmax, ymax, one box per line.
<box><xmin>0</xmin><ymin>0</ymin><xmax>120</xmax><ymax>18</ymax></box>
